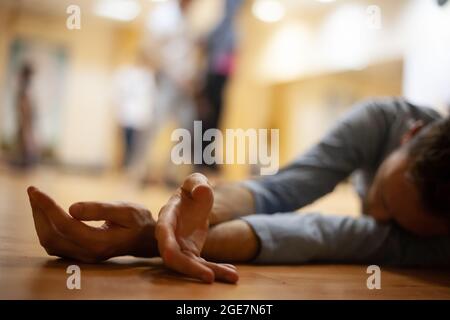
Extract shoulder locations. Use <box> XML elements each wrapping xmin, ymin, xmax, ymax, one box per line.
<box><xmin>351</xmin><ymin>97</ymin><xmax>442</xmax><ymax>124</ymax></box>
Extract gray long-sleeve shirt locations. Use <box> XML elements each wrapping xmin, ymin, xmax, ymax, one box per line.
<box><xmin>240</xmin><ymin>98</ymin><xmax>450</xmax><ymax>266</ymax></box>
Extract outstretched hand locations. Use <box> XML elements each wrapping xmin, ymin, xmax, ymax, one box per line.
<box><xmin>155</xmin><ymin>173</ymin><xmax>239</xmax><ymax>284</ymax></box>
<box><xmin>28</xmin><ymin>174</ymin><xmax>239</xmax><ymax>284</ymax></box>
<box><xmin>28</xmin><ymin>186</ymin><xmax>157</xmax><ymax>262</ymax></box>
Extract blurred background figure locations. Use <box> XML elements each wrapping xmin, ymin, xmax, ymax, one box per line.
<box><xmin>135</xmin><ymin>0</ymin><xmax>199</xmax><ymax>186</ymax></box>
<box><xmin>14</xmin><ymin>63</ymin><xmax>37</xmax><ymax>168</ymax></box>
<box><xmin>196</xmin><ymin>0</ymin><xmax>244</xmax><ymax>174</ymax></box>
<box><xmin>113</xmin><ymin>53</ymin><xmax>156</xmax><ymax>170</ymax></box>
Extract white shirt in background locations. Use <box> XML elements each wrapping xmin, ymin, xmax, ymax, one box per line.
<box><xmin>113</xmin><ymin>65</ymin><xmax>156</xmax><ymax>130</ymax></box>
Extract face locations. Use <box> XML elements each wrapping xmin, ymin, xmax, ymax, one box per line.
<box><xmin>366</xmin><ymin>149</ymin><xmax>449</xmax><ymax>236</ymax></box>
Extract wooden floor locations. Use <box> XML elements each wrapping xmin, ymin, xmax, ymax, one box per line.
<box><xmin>0</xmin><ymin>165</ymin><xmax>449</xmax><ymax>299</ymax></box>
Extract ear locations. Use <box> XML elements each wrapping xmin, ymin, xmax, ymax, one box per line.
<box><xmin>401</xmin><ymin>120</ymin><xmax>425</xmax><ymax>145</ymax></box>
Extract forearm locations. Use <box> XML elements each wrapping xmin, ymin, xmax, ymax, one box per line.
<box><xmin>238</xmin><ymin>213</ymin><xmax>450</xmax><ymax>266</ymax></box>
<box><xmin>210</xmin><ymin>183</ymin><xmax>255</xmax><ymax>224</ymax></box>
<box><xmin>235</xmin><ymin>101</ymin><xmax>396</xmax><ymax>214</ymax></box>
<box><xmin>202</xmin><ymin>219</ymin><xmax>260</xmax><ymax>262</ymax></box>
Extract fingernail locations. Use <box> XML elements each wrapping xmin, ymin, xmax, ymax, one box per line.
<box><xmin>193</xmin><ymin>185</ymin><xmax>210</xmax><ymax>199</ymax></box>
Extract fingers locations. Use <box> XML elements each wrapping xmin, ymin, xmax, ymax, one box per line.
<box><xmin>182</xmin><ymin>173</ymin><xmax>213</xmax><ymax>202</ymax></box>
<box><xmin>158</xmin><ymin>220</ymin><xmax>238</xmax><ymax>284</ymax></box>
<box><xmin>182</xmin><ymin>173</ymin><xmax>210</xmax><ymax>192</ymax></box>
<box><xmin>156</xmin><ymin>222</ymin><xmax>214</xmax><ymax>283</ymax></box>
<box><xmin>28</xmin><ymin>186</ymin><xmax>54</xmax><ymax>243</ymax></box>
<box><xmin>200</xmin><ymin>260</ymin><xmax>239</xmax><ymax>284</ymax></box>
<box><xmin>181</xmin><ymin>174</ymin><xmax>214</xmax><ymax>223</ymax></box>
<box><xmin>27</xmin><ymin>187</ymin><xmax>100</xmax><ymax>262</ymax></box>
<box><xmin>168</xmin><ymin>247</ymin><xmax>215</xmax><ymax>284</ymax></box>
<box><xmin>69</xmin><ymin>202</ymin><xmax>138</xmax><ymax>227</ymax></box>
<box><xmin>28</xmin><ymin>187</ymin><xmax>108</xmax><ymax>249</ymax></box>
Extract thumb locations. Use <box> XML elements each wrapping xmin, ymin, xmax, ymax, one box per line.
<box><xmin>182</xmin><ymin>173</ymin><xmax>213</xmax><ymax>202</ymax></box>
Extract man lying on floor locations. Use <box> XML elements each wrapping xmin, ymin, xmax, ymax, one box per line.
<box><xmin>27</xmin><ymin>98</ymin><xmax>450</xmax><ymax>284</ymax></box>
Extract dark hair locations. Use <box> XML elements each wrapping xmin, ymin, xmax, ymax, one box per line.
<box><xmin>408</xmin><ymin>117</ymin><xmax>450</xmax><ymax>218</ymax></box>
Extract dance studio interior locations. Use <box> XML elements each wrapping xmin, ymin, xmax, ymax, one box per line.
<box><xmin>0</xmin><ymin>0</ymin><xmax>449</xmax><ymax>300</ymax></box>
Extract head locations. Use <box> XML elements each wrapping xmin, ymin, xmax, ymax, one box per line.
<box><xmin>366</xmin><ymin>117</ymin><xmax>450</xmax><ymax>236</ymax></box>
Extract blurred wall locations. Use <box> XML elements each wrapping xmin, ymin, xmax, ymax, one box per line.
<box><xmin>272</xmin><ymin>60</ymin><xmax>403</xmax><ymax>166</ymax></box>
<box><xmin>221</xmin><ymin>0</ymin><xmax>406</xmax><ymax>180</ymax></box>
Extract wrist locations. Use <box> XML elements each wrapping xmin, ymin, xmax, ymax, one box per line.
<box><xmin>210</xmin><ymin>183</ymin><xmax>255</xmax><ymax>224</ymax></box>
<box><xmin>131</xmin><ymin>223</ymin><xmax>159</xmax><ymax>258</ymax></box>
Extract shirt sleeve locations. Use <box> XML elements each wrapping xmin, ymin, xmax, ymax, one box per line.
<box><xmin>241</xmin><ymin>213</ymin><xmax>450</xmax><ymax>266</ymax></box>
<box><xmin>241</xmin><ymin>99</ymin><xmax>394</xmax><ymax>214</ymax></box>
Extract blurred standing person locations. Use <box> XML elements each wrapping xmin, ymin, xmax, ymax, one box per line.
<box><xmin>113</xmin><ymin>55</ymin><xmax>156</xmax><ymax>170</ymax></box>
<box><xmin>197</xmin><ymin>0</ymin><xmax>244</xmax><ymax>173</ymax></box>
<box><xmin>15</xmin><ymin>63</ymin><xmax>37</xmax><ymax>168</ymax></box>
<box><xmin>136</xmin><ymin>0</ymin><xmax>200</xmax><ymax>186</ymax></box>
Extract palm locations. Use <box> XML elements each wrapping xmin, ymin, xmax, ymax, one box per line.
<box><xmin>156</xmin><ymin>173</ymin><xmax>238</xmax><ymax>283</ymax></box>
<box><xmin>174</xmin><ymin>187</ymin><xmax>212</xmax><ymax>256</ymax></box>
